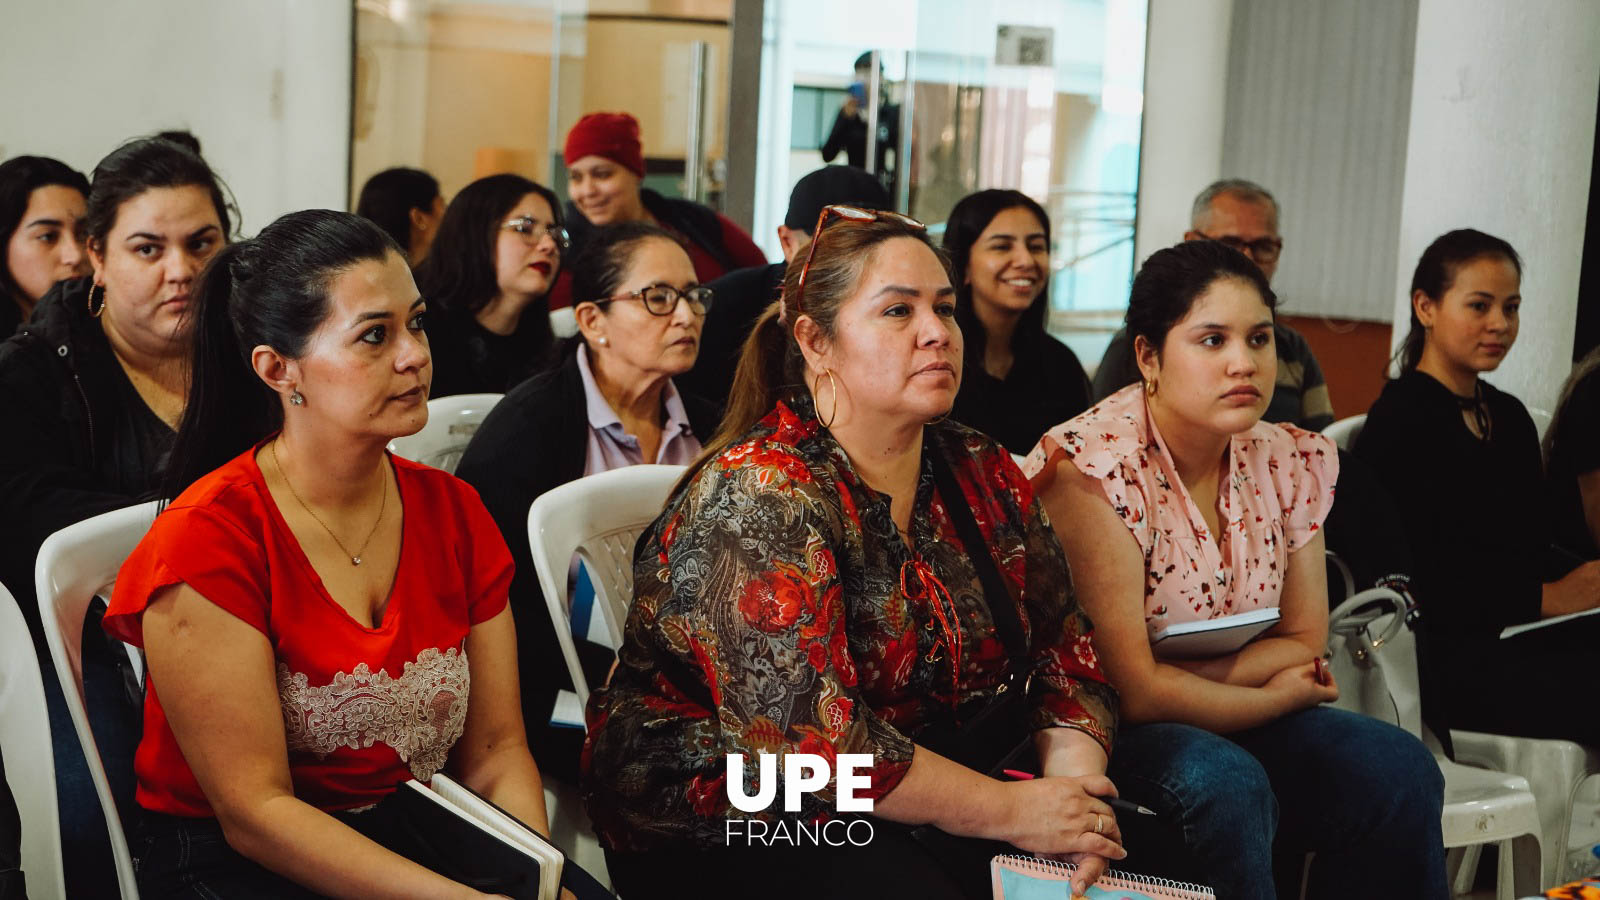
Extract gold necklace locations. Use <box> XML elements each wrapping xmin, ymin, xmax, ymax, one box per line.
<box><xmin>270</xmin><ymin>439</ymin><xmax>387</xmax><ymax>566</ymax></box>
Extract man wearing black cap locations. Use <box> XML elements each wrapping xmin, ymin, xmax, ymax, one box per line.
<box><xmin>677</xmin><ymin>165</ymin><xmax>891</xmax><ymax>411</ymax></box>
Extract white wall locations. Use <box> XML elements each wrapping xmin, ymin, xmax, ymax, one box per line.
<box><xmin>0</xmin><ymin>0</ymin><xmax>352</xmax><ymax>237</ymax></box>
<box><xmin>1391</xmin><ymin>0</ymin><xmax>1600</xmax><ymax>414</ymax></box>
<box><xmin>1222</xmin><ymin>0</ymin><xmax>1416</xmax><ymax>321</ymax></box>
<box><xmin>1133</xmin><ymin>0</ymin><xmax>1231</xmax><ymax>268</ymax></box>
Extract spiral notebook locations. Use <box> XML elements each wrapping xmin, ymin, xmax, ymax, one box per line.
<box><xmin>991</xmin><ymin>854</ymin><xmax>1215</xmax><ymax>899</ymax></box>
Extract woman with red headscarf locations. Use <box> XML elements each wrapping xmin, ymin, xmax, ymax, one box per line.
<box><xmin>550</xmin><ymin>111</ymin><xmax>766</xmax><ymax>307</ymax></box>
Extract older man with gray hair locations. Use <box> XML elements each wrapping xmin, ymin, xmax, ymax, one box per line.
<box><xmin>1092</xmin><ymin>178</ymin><xmax>1334</xmax><ymax>430</ymax></box>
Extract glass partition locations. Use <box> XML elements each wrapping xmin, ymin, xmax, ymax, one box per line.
<box><xmin>750</xmin><ymin>0</ymin><xmax>1147</xmax><ymax>360</ymax></box>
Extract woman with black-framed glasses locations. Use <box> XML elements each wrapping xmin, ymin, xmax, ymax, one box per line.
<box><xmin>455</xmin><ymin>222</ymin><xmax>721</xmax><ymax>784</ymax></box>
<box><xmin>414</xmin><ymin>173</ymin><xmax>568</xmax><ymax>396</ymax></box>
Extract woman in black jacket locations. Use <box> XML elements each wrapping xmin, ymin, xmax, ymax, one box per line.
<box><xmin>943</xmin><ymin>190</ymin><xmax>1091</xmax><ymax>454</ymax></box>
<box><xmin>1356</xmin><ymin>228</ymin><xmax>1600</xmax><ymax>745</ymax></box>
<box><xmin>0</xmin><ymin>134</ymin><xmax>232</xmax><ymax>898</ymax></box>
<box><xmin>413</xmin><ymin>173</ymin><xmax>565</xmax><ymax>397</ymax></box>
<box><xmin>455</xmin><ymin>222</ymin><xmax>720</xmax><ymax>781</ymax></box>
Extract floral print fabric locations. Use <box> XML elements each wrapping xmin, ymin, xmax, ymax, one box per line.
<box><xmin>582</xmin><ymin>397</ymin><xmax>1117</xmax><ymax>851</ymax></box>
<box><xmin>1021</xmin><ymin>384</ymin><xmax>1337</xmax><ymax>639</ymax></box>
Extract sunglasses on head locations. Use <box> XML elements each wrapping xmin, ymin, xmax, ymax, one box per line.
<box><xmin>792</xmin><ymin>205</ymin><xmax>926</xmax><ymax>316</ymax></box>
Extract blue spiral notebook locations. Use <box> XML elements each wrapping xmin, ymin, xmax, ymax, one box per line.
<box><xmin>991</xmin><ymin>854</ymin><xmax>1214</xmax><ymax>899</ymax></box>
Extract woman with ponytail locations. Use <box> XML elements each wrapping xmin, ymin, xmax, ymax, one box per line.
<box><xmin>582</xmin><ymin>207</ymin><xmax>1122</xmax><ymax>898</ymax></box>
<box><xmin>1356</xmin><ymin>228</ymin><xmax>1600</xmax><ymax>746</ymax></box>
<box><xmin>102</xmin><ymin>210</ymin><xmax>554</xmax><ymax>897</ymax></box>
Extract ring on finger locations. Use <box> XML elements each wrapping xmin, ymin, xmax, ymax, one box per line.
<box><xmin>1094</xmin><ymin>814</ymin><xmax>1104</xmax><ymax>835</ymax></box>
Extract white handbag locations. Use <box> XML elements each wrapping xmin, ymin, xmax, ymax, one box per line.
<box><xmin>1326</xmin><ymin>587</ymin><xmax>1423</xmax><ymax>738</ymax></box>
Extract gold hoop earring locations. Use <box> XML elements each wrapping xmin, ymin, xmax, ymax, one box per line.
<box><xmin>815</xmin><ymin>369</ymin><xmax>839</xmax><ymax>428</ymax></box>
<box><xmin>86</xmin><ymin>283</ymin><xmax>106</xmax><ymax>318</ymax></box>
<box><xmin>1144</xmin><ymin>377</ymin><xmax>1158</xmax><ymax>397</ymax></box>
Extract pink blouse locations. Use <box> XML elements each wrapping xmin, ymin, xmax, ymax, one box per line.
<box><xmin>1021</xmin><ymin>384</ymin><xmax>1338</xmax><ymax>639</ymax></box>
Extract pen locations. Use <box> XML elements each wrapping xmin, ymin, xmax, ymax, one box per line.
<box><xmin>1001</xmin><ymin>769</ymin><xmax>1158</xmax><ymax>817</ymax></box>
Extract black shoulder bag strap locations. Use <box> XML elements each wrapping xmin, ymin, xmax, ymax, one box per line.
<box><xmin>925</xmin><ymin>432</ymin><xmax>1030</xmax><ymax>681</ymax></box>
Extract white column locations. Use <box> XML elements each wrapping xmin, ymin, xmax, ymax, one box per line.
<box><xmin>1391</xmin><ymin>0</ymin><xmax>1600</xmax><ymax>413</ymax></box>
<box><xmin>1133</xmin><ymin>0</ymin><xmax>1233</xmax><ymax>267</ymax></box>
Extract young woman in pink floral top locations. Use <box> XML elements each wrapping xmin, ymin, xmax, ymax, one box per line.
<box><xmin>1025</xmin><ymin>240</ymin><xmax>1446</xmax><ymax>899</ymax></box>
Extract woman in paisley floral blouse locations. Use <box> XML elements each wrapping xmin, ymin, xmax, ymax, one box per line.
<box><xmin>582</xmin><ymin>207</ymin><xmax>1122</xmax><ymax>899</ymax></box>
<box><xmin>104</xmin><ymin>211</ymin><xmax>550</xmax><ymax>898</ymax></box>
<box><xmin>1025</xmin><ymin>240</ymin><xmax>1446</xmax><ymax>899</ymax></box>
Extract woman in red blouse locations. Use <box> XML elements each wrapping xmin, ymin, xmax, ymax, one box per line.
<box><xmin>582</xmin><ymin>207</ymin><xmax>1122</xmax><ymax>898</ymax></box>
<box><xmin>104</xmin><ymin>210</ymin><xmax>551</xmax><ymax>898</ymax></box>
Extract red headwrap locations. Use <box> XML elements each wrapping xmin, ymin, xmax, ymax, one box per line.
<box><xmin>563</xmin><ymin>112</ymin><xmax>645</xmax><ymax>178</ymax></box>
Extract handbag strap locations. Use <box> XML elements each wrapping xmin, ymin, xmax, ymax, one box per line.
<box><xmin>924</xmin><ymin>431</ymin><xmax>1030</xmax><ymax>680</ymax></box>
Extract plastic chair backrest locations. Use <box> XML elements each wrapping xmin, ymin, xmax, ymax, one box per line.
<box><xmin>526</xmin><ymin>465</ymin><xmax>684</xmax><ymax>705</ymax></box>
<box><xmin>550</xmin><ymin>306</ymin><xmax>579</xmax><ymax>339</ymax></box>
<box><xmin>35</xmin><ymin>500</ymin><xmax>159</xmax><ymax>900</ymax></box>
<box><xmin>0</xmin><ymin>584</ymin><xmax>64</xmax><ymax>899</ymax></box>
<box><xmin>1322</xmin><ymin>413</ymin><xmax>1367</xmax><ymax>451</ymax></box>
<box><xmin>387</xmin><ymin>393</ymin><xmax>503</xmax><ymax>474</ymax></box>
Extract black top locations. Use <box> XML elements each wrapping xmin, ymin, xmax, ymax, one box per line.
<box><xmin>952</xmin><ymin>333</ymin><xmax>1092</xmax><ymax>455</ymax></box>
<box><xmin>1545</xmin><ymin>365</ymin><xmax>1600</xmax><ymax>571</ymax></box>
<box><xmin>820</xmin><ymin>104</ymin><xmax>900</xmax><ymax>196</ymax></box>
<box><xmin>425</xmin><ymin>304</ymin><xmax>555</xmax><ymax>398</ymax></box>
<box><xmin>1355</xmin><ymin>369</ymin><xmax>1545</xmax><ymax>638</ymax></box>
<box><xmin>675</xmin><ymin>261</ymin><xmax>785</xmax><ymax>412</ymax></box>
<box><xmin>0</xmin><ymin>277</ymin><xmax>175</xmax><ymax>641</ymax></box>
<box><xmin>453</xmin><ymin>351</ymin><xmax>720</xmax><ymax>779</ymax></box>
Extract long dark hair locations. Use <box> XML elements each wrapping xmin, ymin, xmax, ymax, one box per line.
<box><xmin>1126</xmin><ymin>240</ymin><xmax>1277</xmax><ymax>355</ymax></box>
<box><xmin>83</xmin><ymin>136</ymin><xmax>234</xmax><ymax>255</ymax></box>
<box><xmin>569</xmin><ymin>221</ymin><xmax>681</xmax><ymax>305</ymax></box>
<box><xmin>1396</xmin><ymin>228</ymin><xmax>1523</xmax><ymax>373</ymax></box>
<box><xmin>355</xmin><ymin>167</ymin><xmax>440</xmax><ymax>257</ymax></box>
<box><xmin>1545</xmin><ymin>344</ymin><xmax>1600</xmax><ymax>463</ymax></box>
<box><xmin>163</xmin><ymin>210</ymin><xmax>399</xmax><ymax>499</ymax></box>
<box><xmin>414</xmin><ymin>173</ymin><xmax>563</xmax><ymax>317</ymax></box>
<box><xmin>942</xmin><ymin>189</ymin><xmax>1052</xmax><ymax>366</ymax></box>
<box><xmin>683</xmin><ymin>217</ymin><xmax>947</xmax><ymax>487</ymax></box>
<box><xmin>0</xmin><ymin>155</ymin><xmax>90</xmax><ymax>303</ymax></box>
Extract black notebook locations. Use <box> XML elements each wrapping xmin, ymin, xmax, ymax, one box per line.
<box><xmin>389</xmin><ymin>774</ymin><xmax>612</xmax><ymax>900</ymax></box>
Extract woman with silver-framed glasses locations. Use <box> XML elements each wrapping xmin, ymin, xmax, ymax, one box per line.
<box><xmin>414</xmin><ymin>173</ymin><xmax>570</xmax><ymax>396</ymax></box>
<box><xmin>456</xmin><ymin>222</ymin><xmax>722</xmax><ymax>784</ymax></box>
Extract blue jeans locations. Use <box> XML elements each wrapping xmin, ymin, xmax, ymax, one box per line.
<box><xmin>1107</xmin><ymin>707</ymin><xmax>1446</xmax><ymax>900</ymax></box>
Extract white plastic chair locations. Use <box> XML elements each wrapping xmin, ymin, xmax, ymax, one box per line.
<box><xmin>1321</xmin><ymin>413</ymin><xmax>1366</xmax><ymax>450</ymax></box>
<box><xmin>0</xmin><ymin>584</ymin><xmax>64</xmax><ymax>900</ymax></box>
<box><xmin>387</xmin><ymin>392</ymin><xmax>503</xmax><ymax>474</ymax></box>
<box><xmin>1451</xmin><ymin>730</ymin><xmax>1600</xmax><ymax>885</ymax></box>
<box><xmin>525</xmin><ymin>464</ymin><xmax>685</xmax><ymax>707</ymax></box>
<box><xmin>526</xmin><ymin>465</ymin><xmax>681</xmax><ymax>891</ymax></box>
<box><xmin>35</xmin><ymin>501</ymin><xmax>160</xmax><ymax>900</ymax></box>
<box><xmin>549</xmin><ymin>306</ymin><xmax>579</xmax><ymax>339</ymax></box>
<box><xmin>1325</xmin><ymin>588</ymin><xmax>1542</xmax><ymax>898</ymax></box>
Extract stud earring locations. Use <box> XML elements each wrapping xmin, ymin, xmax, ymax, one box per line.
<box><xmin>597</xmin><ymin>336</ymin><xmax>609</xmax><ymax>346</ymax></box>
<box><xmin>290</xmin><ymin>390</ymin><xmax>305</xmax><ymax>407</ymax></box>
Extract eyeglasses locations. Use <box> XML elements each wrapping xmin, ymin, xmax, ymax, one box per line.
<box><xmin>793</xmin><ymin>205</ymin><xmax>926</xmax><ymax>315</ymax></box>
<box><xmin>501</xmin><ymin>216</ymin><xmax>570</xmax><ymax>251</ymax></box>
<box><xmin>1193</xmin><ymin>231</ymin><xmax>1283</xmax><ymax>265</ymax></box>
<box><xmin>596</xmin><ymin>283</ymin><xmax>714</xmax><ymax>317</ymax></box>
